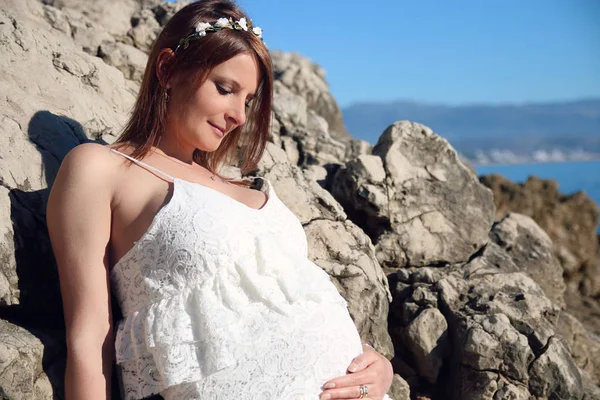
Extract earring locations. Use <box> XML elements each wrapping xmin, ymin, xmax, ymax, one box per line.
<box><xmin>164</xmin><ymin>89</ymin><xmax>170</xmax><ymax>102</ymax></box>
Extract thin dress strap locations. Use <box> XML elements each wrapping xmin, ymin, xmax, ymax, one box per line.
<box><xmin>110</xmin><ymin>148</ymin><xmax>176</xmax><ymax>182</ymax></box>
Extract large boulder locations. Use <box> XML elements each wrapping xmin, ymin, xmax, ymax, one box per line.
<box><xmin>490</xmin><ymin>213</ymin><xmax>566</xmax><ymax>308</ymax></box>
<box><xmin>441</xmin><ymin>264</ymin><xmax>580</xmax><ymax>399</ymax></box>
<box><xmin>480</xmin><ymin>174</ymin><xmax>600</xmax><ymax>291</ymax></box>
<box><xmin>386</xmin><ymin>240</ymin><xmax>589</xmax><ymax>399</ymax></box>
<box><xmin>332</xmin><ymin>121</ymin><xmax>496</xmax><ymax>268</ymax></box>
<box><xmin>271</xmin><ymin>81</ymin><xmax>353</xmax><ymax>170</ymax></box>
<box><xmin>480</xmin><ymin>174</ymin><xmax>600</xmax><ymax>340</ymax></box>
<box><xmin>270</xmin><ymin>51</ymin><xmax>351</xmax><ymax>140</ymax></box>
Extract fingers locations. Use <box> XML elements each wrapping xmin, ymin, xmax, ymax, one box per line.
<box><xmin>323</xmin><ymin>369</ymin><xmax>373</xmax><ymax>390</ymax></box>
<box><xmin>347</xmin><ymin>349</ymin><xmax>380</xmax><ymax>373</ymax></box>
<box><xmin>319</xmin><ymin>384</ymin><xmax>376</xmax><ymax>400</ymax></box>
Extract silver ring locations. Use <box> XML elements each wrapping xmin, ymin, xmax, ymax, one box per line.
<box><xmin>359</xmin><ymin>384</ymin><xmax>368</xmax><ymax>398</ymax></box>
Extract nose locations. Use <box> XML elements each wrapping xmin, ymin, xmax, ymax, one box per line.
<box><xmin>226</xmin><ymin>98</ymin><xmax>247</xmax><ymax>127</ymax></box>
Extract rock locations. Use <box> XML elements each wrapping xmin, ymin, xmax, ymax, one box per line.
<box><xmin>271</xmin><ymin>83</ymin><xmax>347</xmax><ymax>168</ymax></box>
<box><xmin>280</xmin><ymin>135</ymin><xmax>300</xmax><ymax>165</ymax></box>
<box><xmin>331</xmin><ymin>154</ymin><xmax>390</xmax><ymax>240</ymax></box>
<box><xmin>388</xmin><ymin>374</ymin><xmax>410</xmax><ymax>400</ymax></box>
<box><xmin>458</xmin><ymin>369</ymin><xmax>531</xmax><ymax>400</ymax></box>
<box><xmin>303</xmin><ymin>109</ymin><xmax>348</xmax><ymax>165</ymax></box>
<box><xmin>480</xmin><ymin>173</ymin><xmax>600</xmax><ymax>346</ymax></box>
<box><xmin>271</xmin><ymin>51</ymin><xmax>350</xmax><ymax>140</ymax></box>
<box><xmin>584</xmin><ymin>383</ymin><xmax>600</xmax><ymax>400</ymax></box>
<box><xmin>0</xmin><ymin>319</ymin><xmax>53</xmax><ymax>400</ymax></box>
<box><xmin>462</xmin><ymin>242</ymin><xmax>520</xmax><ymax>278</ymax></box>
<box><xmin>490</xmin><ymin>213</ymin><xmax>566</xmax><ymax>308</ymax></box>
<box><xmin>437</xmin><ymin>265</ymin><xmax>582</xmax><ymax>399</ymax></box>
<box><xmin>98</xmin><ymin>41</ymin><xmax>148</xmax><ymax>84</ymax></box>
<box><xmin>128</xmin><ymin>8</ymin><xmax>161</xmax><ymax>52</ymax></box>
<box><xmin>333</xmin><ymin>121</ymin><xmax>495</xmax><ymax>268</ymax></box>
<box><xmin>272</xmin><ymin>81</ymin><xmax>308</xmax><ymax>132</ymax></box>
<box><xmin>42</xmin><ymin>5</ymin><xmax>116</xmax><ymax>56</ymax></box>
<box><xmin>344</xmin><ymin>139</ymin><xmax>373</xmax><ymax>160</ymax></box>
<box><xmin>0</xmin><ymin>186</ymin><xmax>18</xmax><ymax>307</ymax></box>
<box><xmin>480</xmin><ymin>174</ymin><xmax>599</xmax><ymax>289</ymax></box>
<box><xmin>556</xmin><ymin>312</ymin><xmax>600</xmax><ymax>386</ymax></box>
<box><xmin>255</xmin><ymin>143</ymin><xmax>346</xmax><ymax>224</ymax></box>
<box><xmin>386</xmin><ymin>238</ymin><xmax>585</xmax><ymax>399</ymax></box>
<box><xmin>51</xmin><ymin>0</ymin><xmax>139</xmax><ymax>37</ymax></box>
<box><xmin>463</xmin><ymin>313</ymin><xmax>533</xmax><ymax>381</ymax></box>
<box><xmin>404</xmin><ymin>307</ymin><xmax>449</xmax><ymax>384</ymax></box>
<box><xmin>529</xmin><ymin>336</ymin><xmax>584</xmax><ymax>399</ymax></box>
<box><xmin>566</xmin><ymin>287</ymin><xmax>600</xmax><ymax>336</ymax></box>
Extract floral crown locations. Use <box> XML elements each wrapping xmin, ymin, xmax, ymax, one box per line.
<box><xmin>175</xmin><ymin>17</ymin><xmax>263</xmax><ymax>52</ymax></box>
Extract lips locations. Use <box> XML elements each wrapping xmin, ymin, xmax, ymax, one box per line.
<box><xmin>209</xmin><ymin>122</ymin><xmax>226</xmax><ymax>137</ymax></box>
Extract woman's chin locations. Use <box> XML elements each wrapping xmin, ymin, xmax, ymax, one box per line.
<box><xmin>195</xmin><ymin>141</ymin><xmax>222</xmax><ymax>153</ymax></box>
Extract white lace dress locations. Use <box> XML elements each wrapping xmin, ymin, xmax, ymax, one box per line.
<box><xmin>110</xmin><ymin>152</ymin><xmax>389</xmax><ymax>399</ymax></box>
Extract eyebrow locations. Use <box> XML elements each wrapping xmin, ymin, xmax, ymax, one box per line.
<box><xmin>216</xmin><ymin>76</ymin><xmax>256</xmax><ymax>99</ymax></box>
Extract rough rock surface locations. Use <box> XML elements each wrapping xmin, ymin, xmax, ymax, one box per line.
<box><xmin>0</xmin><ymin>319</ymin><xmax>54</xmax><ymax>400</ymax></box>
<box><xmin>332</xmin><ymin>121</ymin><xmax>496</xmax><ymax>268</ymax></box>
<box><xmin>386</xmin><ymin>239</ymin><xmax>591</xmax><ymax>399</ymax></box>
<box><xmin>51</xmin><ymin>0</ymin><xmax>142</xmax><ymax>37</ymax></box>
<box><xmin>556</xmin><ymin>312</ymin><xmax>600</xmax><ymax>387</ymax></box>
<box><xmin>490</xmin><ymin>212</ymin><xmax>566</xmax><ymax>308</ymax></box>
<box><xmin>271</xmin><ymin>51</ymin><xmax>350</xmax><ymax>140</ymax></box>
<box><xmin>388</xmin><ymin>374</ymin><xmax>411</xmax><ymax>400</ymax></box>
<box><xmin>481</xmin><ymin>173</ymin><xmax>600</xmax><ymax>341</ymax></box>
<box><xmin>271</xmin><ymin>81</ymin><xmax>356</xmax><ymax>171</ymax></box>
<box><xmin>480</xmin><ymin>175</ymin><xmax>600</xmax><ymax>296</ymax></box>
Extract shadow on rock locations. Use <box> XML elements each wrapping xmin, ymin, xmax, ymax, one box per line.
<box><xmin>0</xmin><ymin>111</ymin><xmax>110</xmax><ymax>399</ymax></box>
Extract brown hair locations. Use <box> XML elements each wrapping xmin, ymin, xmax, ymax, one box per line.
<box><xmin>116</xmin><ymin>0</ymin><xmax>273</xmax><ymax>175</ymax></box>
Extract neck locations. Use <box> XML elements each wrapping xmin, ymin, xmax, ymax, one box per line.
<box><xmin>156</xmin><ymin>128</ymin><xmax>196</xmax><ymax>165</ymax></box>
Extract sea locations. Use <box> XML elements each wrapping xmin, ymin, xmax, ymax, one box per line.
<box><xmin>475</xmin><ymin>160</ymin><xmax>600</xmax><ymax>232</ymax></box>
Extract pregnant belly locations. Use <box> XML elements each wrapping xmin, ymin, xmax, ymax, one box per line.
<box><xmin>161</xmin><ymin>301</ymin><xmax>364</xmax><ymax>400</ymax></box>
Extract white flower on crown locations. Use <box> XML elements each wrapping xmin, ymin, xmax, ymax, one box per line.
<box><xmin>196</xmin><ymin>22</ymin><xmax>212</xmax><ymax>33</ymax></box>
<box><xmin>252</xmin><ymin>26</ymin><xmax>262</xmax><ymax>38</ymax></box>
<box><xmin>215</xmin><ymin>18</ymin><xmax>230</xmax><ymax>28</ymax></box>
<box><xmin>238</xmin><ymin>17</ymin><xmax>248</xmax><ymax>31</ymax></box>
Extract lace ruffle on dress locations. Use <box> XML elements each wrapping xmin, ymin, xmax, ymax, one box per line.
<box><xmin>109</xmin><ymin>152</ymin><xmax>388</xmax><ymax>399</ymax></box>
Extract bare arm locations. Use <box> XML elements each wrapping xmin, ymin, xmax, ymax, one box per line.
<box><xmin>47</xmin><ymin>143</ymin><xmax>117</xmax><ymax>400</ymax></box>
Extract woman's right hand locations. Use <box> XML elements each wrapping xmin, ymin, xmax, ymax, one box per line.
<box><xmin>47</xmin><ymin>143</ymin><xmax>118</xmax><ymax>399</ymax></box>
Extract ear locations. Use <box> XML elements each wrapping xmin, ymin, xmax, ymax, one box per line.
<box><xmin>156</xmin><ymin>48</ymin><xmax>176</xmax><ymax>89</ymax></box>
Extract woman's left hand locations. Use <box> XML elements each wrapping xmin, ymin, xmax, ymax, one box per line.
<box><xmin>319</xmin><ymin>344</ymin><xmax>393</xmax><ymax>400</ymax></box>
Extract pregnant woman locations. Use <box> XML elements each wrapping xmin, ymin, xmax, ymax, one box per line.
<box><xmin>46</xmin><ymin>0</ymin><xmax>393</xmax><ymax>398</ymax></box>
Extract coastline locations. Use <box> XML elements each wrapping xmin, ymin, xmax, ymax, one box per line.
<box><xmin>472</xmin><ymin>158</ymin><xmax>600</xmax><ymax>168</ymax></box>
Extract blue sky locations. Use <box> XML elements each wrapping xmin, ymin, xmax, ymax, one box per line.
<box><xmin>182</xmin><ymin>0</ymin><xmax>600</xmax><ymax>107</ymax></box>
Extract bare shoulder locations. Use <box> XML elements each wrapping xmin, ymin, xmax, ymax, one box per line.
<box><xmin>50</xmin><ymin>143</ymin><xmax>125</xmax><ymax>208</ymax></box>
<box><xmin>58</xmin><ymin>142</ymin><xmax>124</xmax><ymax>183</ymax></box>
<box><xmin>61</xmin><ymin>142</ymin><xmax>119</xmax><ymax>174</ymax></box>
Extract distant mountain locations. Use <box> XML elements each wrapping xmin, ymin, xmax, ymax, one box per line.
<box><xmin>342</xmin><ymin>98</ymin><xmax>600</xmax><ymax>164</ymax></box>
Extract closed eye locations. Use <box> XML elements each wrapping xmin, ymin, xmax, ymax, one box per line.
<box><xmin>216</xmin><ymin>83</ymin><xmax>231</xmax><ymax>96</ymax></box>
<box><xmin>217</xmin><ymin>82</ymin><xmax>253</xmax><ymax>108</ymax></box>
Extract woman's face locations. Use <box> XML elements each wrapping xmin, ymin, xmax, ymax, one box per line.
<box><xmin>167</xmin><ymin>52</ymin><xmax>260</xmax><ymax>153</ymax></box>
